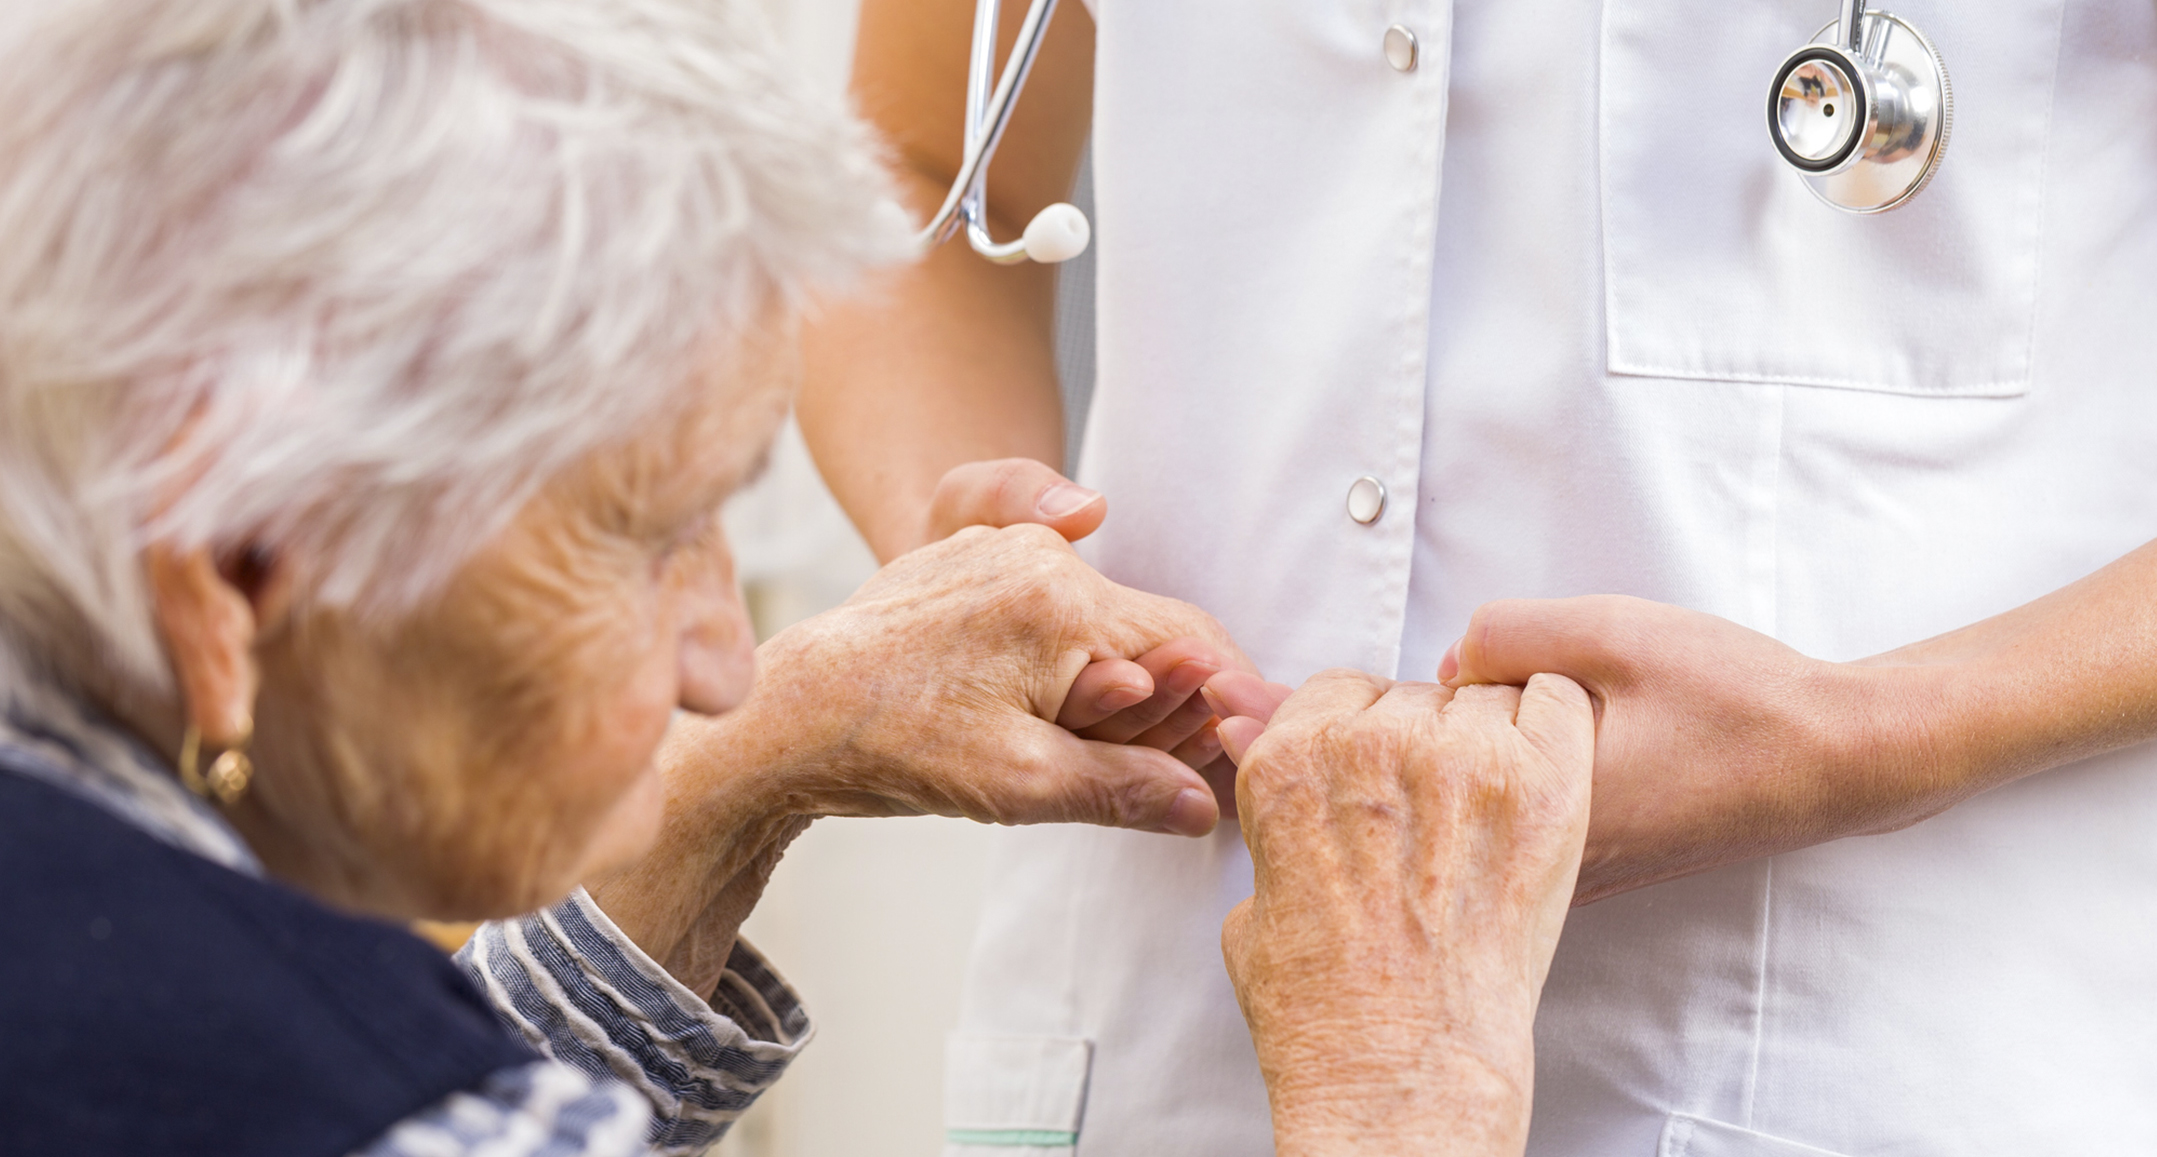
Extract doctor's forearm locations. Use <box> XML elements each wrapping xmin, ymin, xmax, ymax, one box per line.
<box><xmin>797</xmin><ymin>0</ymin><xmax>1092</xmax><ymax>563</ymax></box>
<box><xmin>1853</xmin><ymin>537</ymin><xmax>2157</xmax><ymax>793</ymax></box>
<box><xmin>798</xmin><ymin>213</ymin><xmax>1066</xmax><ymax>562</ymax></box>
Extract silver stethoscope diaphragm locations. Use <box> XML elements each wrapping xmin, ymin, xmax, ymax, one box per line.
<box><xmin>1768</xmin><ymin>1</ymin><xmax>1952</xmax><ymax>213</ymax></box>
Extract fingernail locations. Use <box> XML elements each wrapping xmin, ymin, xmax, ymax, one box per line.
<box><xmin>1200</xmin><ymin>685</ymin><xmax>1228</xmax><ymax>719</ymax></box>
<box><xmin>1163</xmin><ymin>788</ymin><xmax>1216</xmax><ymax>837</ymax></box>
<box><xmin>1095</xmin><ymin>683</ymin><xmax>1149</xmax><ymax>713</ymax></box>
<box><xmin>1437</xmin><ymin>639</ymin><xmax>1462</xmax><ymax>684</ymax></box>
<box><xmin>1190</xmin><ymin>726</ymin><xmax>1222</xmax><ymax>763</ymax></box>
<box><xmin>1037</xmin><ymin>482</ymin><xmax>1102</xmax><ymax>519</ymax></box>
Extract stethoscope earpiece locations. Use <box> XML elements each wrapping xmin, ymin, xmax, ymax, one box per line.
<box><xmin>1767</xmin><ymin>2</ymin><xmax>1951</xmax><ymax>213</ymax></box>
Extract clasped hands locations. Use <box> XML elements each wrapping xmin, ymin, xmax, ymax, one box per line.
<box><xmin>915</xmin><ymin>458</ymin><xmax>1946</xmax><ymax>906</ymax></box>
<box><xmin>605</xmin><ymin>456</ymin><xmax>1948</xmax><ymax>1155</ymax></box>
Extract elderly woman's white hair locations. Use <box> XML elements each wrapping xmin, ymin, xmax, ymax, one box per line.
<box><xmin>0</xmin><ymin>0</ymin><xmax>905</xmax><ymax>695</ymax></box>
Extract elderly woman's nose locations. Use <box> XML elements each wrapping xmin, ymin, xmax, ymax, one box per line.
<box><xmin>673</xmin><ymin>542</ymin><xmax>758</xmax><ymax>716</ymax></box>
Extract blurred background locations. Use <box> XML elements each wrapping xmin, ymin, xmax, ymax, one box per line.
<box><xmin>713</xmin><ymin>2</ymin><xmax>1095</xmax><ymax>1153</ymax></box>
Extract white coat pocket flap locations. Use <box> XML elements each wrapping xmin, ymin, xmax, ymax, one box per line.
<box><xmin>1601</xmin><ymin>0</ymin><xmax>2064</xmax><ymax>397</ymax></box>
<box><xmin>1661</xmin><ymin>1113</ymin><xmax>1856</xmax><ymax>1157</ymax></box>
<box><xmin>944</xmin><ymin>1033</ymin><xmax>1093</xmax><ymax>1153</ymax></box>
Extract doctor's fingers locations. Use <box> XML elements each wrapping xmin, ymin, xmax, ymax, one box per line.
<box><xmin>927</xmin><ymin>458</ymin><xmax>1107</xmax><ymax>544</ymax></box>
<box><xmin>1065</xmin><ymin>637</ymin><xmax>1225</xmax><ymax>738</ymax></box>
<box><xmin>1201</xmin><ymin>670</ymin><xmax>1294</xmax><ymax>728</ymax></box>
<box><xmin>1203</xmin><ymin>670</ymin><xmax>1294</xmax><ymax>769</ymax></box>
<box><xmin>1057</xmin><ymin>658</ymin><xmax>1156</xmax><ymax>729</ymax></box>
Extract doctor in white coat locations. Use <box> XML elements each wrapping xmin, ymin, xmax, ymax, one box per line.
<box><xmin>802</xmin><ymin>0</ymin><xmax>2157</xmax><ymax>1153</ymax></box>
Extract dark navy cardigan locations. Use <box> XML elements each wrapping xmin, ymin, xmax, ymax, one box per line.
<box><xmin>0</xmin><ymin>763</ymin><xmax>536</xmax><ymax>1157</ymax></box>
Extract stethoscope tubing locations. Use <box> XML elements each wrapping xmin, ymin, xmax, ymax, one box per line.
<box><xmin>913</xmin><ymin>0</ymin><xmax>1064</xmax><ymax>261</ymax></box>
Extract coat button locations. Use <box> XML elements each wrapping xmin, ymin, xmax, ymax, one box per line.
<box><xmin>1383</xmin><ymin>24</ymin><xmax>1418</xmax><ymax>72</ymax></box>
<box><xmin>1347</xmin><ymin>476</ymin><xmax>1387</xmax><ymax>524</ymax></box>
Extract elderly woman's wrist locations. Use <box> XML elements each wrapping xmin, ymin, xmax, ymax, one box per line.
<box><xmin>738</xmin><ymin>622</ymin><xmax>878</xmax><ymax>792</ymax></box>
<box><xmin>1266</xmin><ymin>1056</ymin><xmax>1529</xmax><ymax>1157</ymax></box>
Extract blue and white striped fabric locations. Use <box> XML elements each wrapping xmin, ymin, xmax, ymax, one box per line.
<box><xmin>1</xmin><ymin>667</ymin><xmax>810</xmax><ymax>1157</ymax></box>
<box><xmin>453</xmin><ymin>890</ymin><xmax>810</xmax><ymax>1155</ymax></box>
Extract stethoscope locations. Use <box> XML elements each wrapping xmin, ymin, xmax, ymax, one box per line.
<box><xmin>918</xmin><ymin>0</ymin><xmax>1951</xmax><ymax>266</ymax></box>
<box><xmin>912</xmin><ymin>0</ymin><xmax>1092</xmax><ymax>265</ymax></box>
<box><xmin>1768</xmin><ymin>1</ymin><xmax>1952</xmax><ymax>213</ymax></box>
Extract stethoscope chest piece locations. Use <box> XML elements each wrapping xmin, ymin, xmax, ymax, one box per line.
<box><xmin>1768</xmin><ymin>6</ymin><xmax>1952</xmax><ymax>214</ymax></box>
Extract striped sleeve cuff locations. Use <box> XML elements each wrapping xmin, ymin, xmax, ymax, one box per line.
<box><xmin>352</xmin><ymin>1058</ymin><xmax>654</xmax><ymax>1157</ymax></box>
<box><xmin>457</xmin><ymin>889</ymin><xmax>812</xmax><ymax>1156</ymax></box>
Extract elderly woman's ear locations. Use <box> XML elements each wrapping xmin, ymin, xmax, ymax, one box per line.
<box><xmin>144</xmin><ymin>541</ymin><xmax>282</xmax><ymax>752</ymax></box>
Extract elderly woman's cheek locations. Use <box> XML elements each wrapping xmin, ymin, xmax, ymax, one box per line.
<box><xmin>537</xmin><ymin>607</ymin><xmax>687</xmax><ymax>885</ymax></box>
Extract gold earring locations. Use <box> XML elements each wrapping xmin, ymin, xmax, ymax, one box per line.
<box><xmin>178</xmin><ymin>719</ymin><xmax>254</xmax><ymax>806</ymax></box>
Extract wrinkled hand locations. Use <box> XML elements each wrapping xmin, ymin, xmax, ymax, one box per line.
<box><xmin>930</xmin><ymin>457</ymin><xmax>1247</xmax><ymax>793</ymax></box>
<box><xmin>599</xmin><ymin>524</ymin><xmax>1252</xmax><ymax>996</ymax></box>
<box><xmin>1216</xmin><ymin>670</ymin><xmax>1594</xmax><ymax>1157</ymax></box>
<box><xmin>748</xmin><ymin>521</ymin><xmax>1250</xmax><ymax>834</ymax></box>
<box><xmin>1443</xmin><ymin>595</ymin><xmax>1950</xmax><ymax>904</ymax></box>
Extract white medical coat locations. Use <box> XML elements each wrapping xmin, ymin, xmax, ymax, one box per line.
<box><xmin>945</xmin><ymin>1</ymin><xmax>2157</xmax><ymax>1154</ymax></box>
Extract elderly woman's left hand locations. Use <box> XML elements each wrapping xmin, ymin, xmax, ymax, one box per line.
<box><xmin>1215</xmin><ymin>670</ymin><xmax>1594</xmax><ymax>1156</ymax></box>
<box><xmin>592</xmin><ymin>522</ymin><xmax>1251</xmax><ymax>994</ymax></box>
<box><xmin>927</xmin><ymin>457</ymin><xmax>1246</xmax><ymax>784</ymax></box>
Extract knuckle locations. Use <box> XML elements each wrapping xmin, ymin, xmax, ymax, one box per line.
<box><xmin>987</xmin><ymin>458</ymin><xmax>1038</xmax><ymax>507</ymax></box>
<box><xmin>1000</xmin><ymin>519</ymin><xmax>1071</xmax><ymax>553</ymax></box>
<box><xmin>929</xmin><ymin>463</ymin><xmax>990</xmax><ymax>517</ymax></box>
<box><xmin>1220</xmin><ymin>901</ymin><xmax>1256</xmax><ymax>976</ymax></box>
<box><xmin>1235</xmin><ymin>732</ymin><xmax>1313</xmax><ymax>805</ymax></box>
<box><xmin>944</xmin><ymin>522</ymin><xmax>999</xmax><ymax>549</ymax></box>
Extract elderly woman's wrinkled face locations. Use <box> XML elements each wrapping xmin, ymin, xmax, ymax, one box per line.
<box><xmin>234</xmin><ymin>349</ymin><xmax>792</xmax><ymax>921</ymax></box>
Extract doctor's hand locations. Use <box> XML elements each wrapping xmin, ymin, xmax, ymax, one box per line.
<box><xmin>928</xmin><ymin>457</ymin><xmax>1252</xmax><ymax>790</ymax></box>
<box><xmin>1218</xmin><ymin>670</ymin><xmax>1594</xmax><ymax>1157</ymax></box>
<box><xmin>1441</xmin><ymin>596</ymin><xmax>1959</xmax><ymax>905</ymax></box>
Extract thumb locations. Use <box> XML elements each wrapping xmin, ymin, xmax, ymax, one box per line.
<box><xmin>927</xmin><ymin>458</ymin><xmax>1106</xmax><ymax>543</ymax></box>
<box><xmin>1512</xmin><ymin>672</ymin><xmax>1596</xmax><ymax>784</ymax></box>
<box><xmin>1445</xmin><ymin>596</ymin><xmax>1640</xmax><ymax>694</ymax></box>
<box><xmin>1021</xmin><ymin>727</ymin><xmax>1221</xmax><ymax>837</ymax></box>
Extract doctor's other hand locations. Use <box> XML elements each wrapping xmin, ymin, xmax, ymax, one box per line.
<box><xmin>929</xmin><ymin>457</ymin><xmax>1253</xmax><ymax>779</ymax></box>
<box><xmin>1219</xmin><ymin>670</ymin><xmax>1594</xmax><ymax>1157</ymax></box>
<box><xmin>927</xmin><ymin>456</ymin><xmax>1107</xmax><ymax>544</ymax></box>
<box><xmin>1442</xmin><ymin>595</ymin><xmax>1956</xmax><ymax>905</ymax></box>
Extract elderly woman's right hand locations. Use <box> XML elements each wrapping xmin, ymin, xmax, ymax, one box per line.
<box><xmin>592</xmin><ymin>522</ymin><xmax>1248</xmax><ymax>994</ymax></box>
<box><xmin>1215</xmin><ymin>670</ymin><xmax>1593</xmax><ymax>1157</ymax></box>
<box><xmin>751</xmin><ymin>520</ymin><xmax>1247</xmax><ymax>829</ymax></box>
<box><xmin>925</xmin><ymin>457</ymin><xmax>1244</xmax><ymax>780</ymax></box>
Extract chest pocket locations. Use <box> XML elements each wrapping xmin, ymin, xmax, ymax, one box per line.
<box><xmin>1601</xmin><ymin>0</ymin><xmax>2064</xmax><ymax>397</ymax></box>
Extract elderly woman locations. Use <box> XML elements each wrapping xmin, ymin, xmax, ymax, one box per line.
<box><xmin>0</xmin><ymin>2</ymin><xmax>1596</xmax><ymax>1156</ymax></box>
